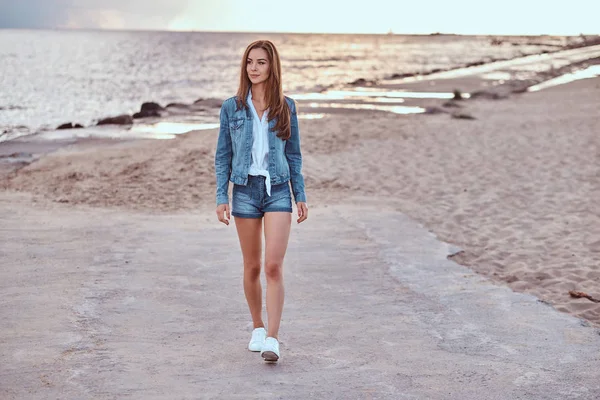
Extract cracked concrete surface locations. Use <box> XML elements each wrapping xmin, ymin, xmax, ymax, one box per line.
<box><xmin>1</xmin><ymin>194</ymin><xmax>599</xmax><ymax>399</ymax></box>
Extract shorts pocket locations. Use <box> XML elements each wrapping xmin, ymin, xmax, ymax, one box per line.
<box><xmin>233</xmin><ymin>183</ymin><xmax>252</xmax><ymax>201</ymax></box>
<box><xmin>270</xmin><ymin>182</ymin><xmax>291</xmax><ymax>201</ymax></box>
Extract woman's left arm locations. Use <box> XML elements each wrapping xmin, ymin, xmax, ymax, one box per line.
<box><xmin>285</xmin><ymin>99</ymin><xmax>308</xmax><ymax>223</ymax></box>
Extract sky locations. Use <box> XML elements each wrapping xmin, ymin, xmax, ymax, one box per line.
<box><xmin>0</xmin><ymin>0</ymin><xmax>598</xmax><ymax>36</ymax></box>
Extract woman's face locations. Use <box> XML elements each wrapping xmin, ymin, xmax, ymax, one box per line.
<box><xmin>246</xmin><ymin>48</ymin><xmax>270</xmax><ymax>86</ymax></box>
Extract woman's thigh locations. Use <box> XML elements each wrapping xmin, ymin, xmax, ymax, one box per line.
<box><xmin>234</xmin><ymin>217</ymin><xmax>263</xmax><ymax>265</ymax></box>
<box><xmin>263</xmin><ymin>212</ymin><xmax>292</xmax><ymax>266</ymax></box>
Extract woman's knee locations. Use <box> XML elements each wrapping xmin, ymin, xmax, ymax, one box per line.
<box><xmin>244</xmin><ymin>261</ymin><xmax>261</xmax><ymax>280</ymax></box>
<box><xmin>264</xmin><ymin>260</ymin><xmax>283</xmax><ymax>281</ymax></box>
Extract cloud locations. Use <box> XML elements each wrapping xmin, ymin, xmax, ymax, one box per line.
<box><xmin>2</xmin><ymin>0</ymin><xmax>598</xmax><ymax>34</ymax></box>
<box><xmin>0</xmin><ymin>0</ymin><xmax>189</xmax><ymax>30</ymax></box>
<box><xmin>0</xmin><ymin>0</ymin><xmax>73</xmax><ymax>28</ymax></box>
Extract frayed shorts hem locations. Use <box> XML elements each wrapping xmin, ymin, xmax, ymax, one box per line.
<box><xmin>232</xmin><ymin>208</ymin><xmax>292</xmax><ymax>219</ymax></box>
<box><xmin>232</xmin><ymin>212</ymin><xmax>263</xmax><ymax>219</ymax></box>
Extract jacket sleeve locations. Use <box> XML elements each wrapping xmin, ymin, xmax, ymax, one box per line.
<box><xmin>285</xmin><ymin>100</ymin><xmax>307</xmax><ymax>203</ymax></box>
<box><xmin>214</xmin><ymin>101</ymin><xmax>232</xmax><ymax>206</ymax></box>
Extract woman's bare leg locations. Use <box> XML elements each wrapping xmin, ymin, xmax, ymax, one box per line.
<box><xmin>263</xmin><ymin>212</ymin><xmax>292</xmax><ymax>339</ymax></box>
<box><xmin>234</xmin><ymin>217</ymin><xmax>264</xmax><ymax>329</ymax></box>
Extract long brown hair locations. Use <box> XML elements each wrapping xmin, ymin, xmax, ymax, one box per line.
<box><xmin>235</xmin><ymin>40</ymin><xmax>291</xmax><ymax>140</ymax></box>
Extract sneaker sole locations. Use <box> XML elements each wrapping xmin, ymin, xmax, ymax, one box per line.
<box><xmin>261</xmin><ymin>351</ymin><xmax>279</xmax><ymax>362</ymax></box>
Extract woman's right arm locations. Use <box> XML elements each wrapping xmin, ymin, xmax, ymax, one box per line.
<box><xmin>214</xmin><ymin>101</ymin><xmax>232</xmax><ymax>206</ymax></box>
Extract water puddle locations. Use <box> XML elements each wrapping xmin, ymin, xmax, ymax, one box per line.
<box><xmin>350</xmin><ymin>88</ymin><xmax>460</xmax><ymax>99</ymax></box>
<box><xmin>292</xmin><ymin>89</ymin><xmax>457</xmax><ymax>101</ymax></box>
<box><xmin>528</xmin><ymin>65</ymin><xmax>600</xmax><ymax>92</ymax></box>
<box><xmin>130</xmin><ymin>122</ymin><xmax>219</xmax><ymax>137</ymax></box>
<box><xmin>290</xmin><ymin>88</ymin><xmax>454</xmax><ymax>114</ymax></box>
<box><xmin>306</xmin><ymin>102</ymin><xmax>425</xmax><ymax>114</ymax></box>
<box><xmin>299</xmin><ymin>113</ymin><xmax>325</xmax><ymax>120</ymax></box>
<box><xmin>480</xmin><ymin>72</ymin><xmax>513</xmax><ymax>80</ymax></box>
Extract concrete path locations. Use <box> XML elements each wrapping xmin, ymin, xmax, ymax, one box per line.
<box><xmin>1</xmin><ymin>194</ymin><xmax>599</xmax><ymax>399</ymax></box>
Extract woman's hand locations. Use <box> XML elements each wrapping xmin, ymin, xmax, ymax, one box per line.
<box><xmin>216</xmin><ymin>204</ymin><xmax>231</xmax><ymax>225</ymax></box>
<box><xmin>296</xmin><ymin>202</ymin><xmax>308</xmax><ymax>224</ymax></box>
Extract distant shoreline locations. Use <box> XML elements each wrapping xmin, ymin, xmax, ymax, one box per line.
<box><xmin>2</xmin><ymin>27</ymin><xmax>597</xmax><ymax>37</ymax></box>
<box><xmin>5</xmin><ymin>40</ymin><xmax>597</xmax><ymax>143</ymax></box>
<box><xmin>1</xmin><ymin>32</ymin><xmax>598</xmax><ymax>144</ymax></box>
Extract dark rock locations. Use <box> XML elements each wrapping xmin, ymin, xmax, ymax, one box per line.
<box><xmin>351</xmin><ymin>78</ymin><xmax>367</xmax><ymax>86</ymax></box>
<box><xmin>453</xmin><ymin>89</ymin><xmax>464</xmax><ymax>100</ymax></box>
<box><xmin>508</xmin><ymin>79</ymin><xmax>539</xmax><ymax>94</ymax></box>
<box><xmin>141</xmin><ymin>102</ymin><xmax>164</xmax><ymax>112</ymax></box>
<box><xmin>470</xmin><ymin>90</ymin><xmax>508</xmax><ymax>100</ymax></box>
<box><xmin>166</xmin><ymin>103</ymin><xmax>189</xmax><ymax>108</ymax></box>
<box><xmin>452</xmin><ymin>112</ymin><xmax>476</xmax><ymax>120</ymax></box>
<box><xmin>442</xmin><ymin>101</ymin><xmax>462</xmax><ymax>108</ymax></box>
<box><xmin>193</xmin><ymin>98</ymin><xmax>225</xmax><ymax>108</ymax></box>
<box><xmin>424</xmin><ymin>106</ymin><xmax>448</xmax><ymax>114</ymax></box>
<box><xmin>133</xmin><ymin>102</ymin><xmax>165</xmax><ymax>119</ymax></box>
<box><xmin>349</xmin><ymin>78</ymin><xmax>378</xmax><ymax>86</ymax></box>
<box><xmin>511</xmin><ymin>86</ymin><xmax>529</xmax><ymax>94</ymax></box>
<box><xmin>97</xmin><ymin>114</ymin><xmax>134</xmax><ymax>125</ymax></box>
<box><xmin>133</xmin><ymin>110</ymin><xmax>161</xmax><ymax>119</ymax></box>
<box><xmin>390</xmin><ymin>72</ymin><xmax>416</xmax><ymax>79</ymax></box>
<box><xmin>57</xmin><ymin>122</ymin><xmax>84</xmax><ymax>130</ymax></box>
<box><xmin>466</xmin><ymin>61</ymin><xmax>485</xmax><ymax>68</ymax></box>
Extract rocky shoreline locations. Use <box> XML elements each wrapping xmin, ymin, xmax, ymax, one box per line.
<box><xmin>1</xmin><ymin>35</ymin><xmax>596</xmax><ymax>141</ymax></box>
<box><xmin>53</xmin><ymin>98</ymin><xmax>223</xmax><ymax>131</ymax></box>
<box><xmin>2</xmin><ymin>46</ymin><xmax>599</xmax><ymax>172</ymax></box>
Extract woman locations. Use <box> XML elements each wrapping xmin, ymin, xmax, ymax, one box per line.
<box><xmin>214</xmin><ymin>40</ymin><xmax>308</xmax><ymax>363</ymax></box>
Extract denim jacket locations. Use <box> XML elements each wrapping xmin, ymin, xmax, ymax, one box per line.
<box><xmin>215</xmin><ymin>95</ymin><xmax>306</xmax><ymax>206</ymax></box>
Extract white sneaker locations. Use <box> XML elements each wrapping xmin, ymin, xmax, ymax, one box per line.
<box><xmin>248</xmin><ymin>327</ymin><xmax>266</xmax><ymax>352</ymax></box>
<box><xmin>261</xmin><ymin>337</ymin><xmax>280</xmax><ymax>362</ymax></box>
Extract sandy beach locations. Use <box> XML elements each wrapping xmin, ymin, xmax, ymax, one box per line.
<box><xmin>2</xmin><ymin>63</ymin><xmax>600</xmax><ymax>327</ymax></box>
<box><xmin>2</xmin><ymin>41</ymin><xmax>600</xmax><ymax>397</ymax></box>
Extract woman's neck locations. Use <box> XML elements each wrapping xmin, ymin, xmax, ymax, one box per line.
<box><xmin>251</xmin><ymin>83</ymin><xmax>267</xmax><ymax>104</ymax></box>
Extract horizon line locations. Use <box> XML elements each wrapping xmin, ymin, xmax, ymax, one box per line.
<box><xmin>0</xmin><ymin>26</ymin><xmax>597</xmax><ymax>37</ymax></box>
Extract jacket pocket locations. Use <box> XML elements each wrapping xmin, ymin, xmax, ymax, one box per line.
<box><xmin>229</xmin><ymin>119</ymin><xmax>245</xmax><ymax>144</ymax></box>
<box><xmin>230</xmin><ymin>118</ymin><xmax>244</xmax><ymax>131</ymax></box>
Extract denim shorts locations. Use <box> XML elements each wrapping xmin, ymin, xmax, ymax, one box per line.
<box><xmin>232</xmin><ymin>175</ymin><xmax>293</xmax><ymax>219</ymax></box>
